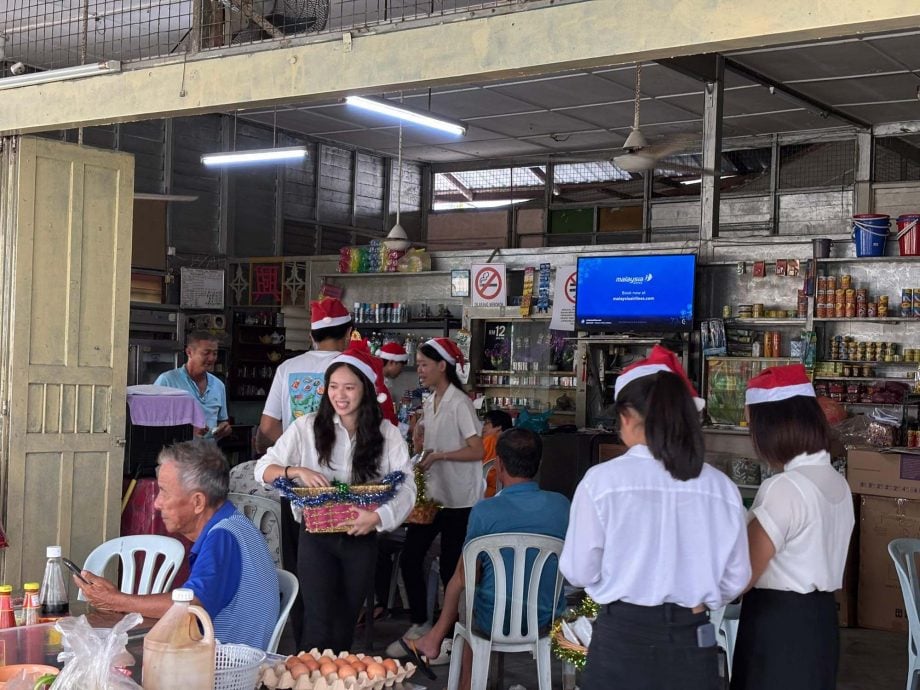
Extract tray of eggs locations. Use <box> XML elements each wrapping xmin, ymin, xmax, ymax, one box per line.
<box><xmin>259</xmin><ymin>648</ymin><xmax>417</xmax><ymax>690</ymax></box>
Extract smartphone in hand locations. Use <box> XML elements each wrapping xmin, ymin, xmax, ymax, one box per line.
<box><xmin>61</xmin><ymin>557</ymin><xmax>91</xmax><ymax>585</ymax></box>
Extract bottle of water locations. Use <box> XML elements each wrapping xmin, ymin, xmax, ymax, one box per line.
<box><xmin>39</xmin><ymin>546</ymin><xmax>69</xmax><ymax>618</ymax></box>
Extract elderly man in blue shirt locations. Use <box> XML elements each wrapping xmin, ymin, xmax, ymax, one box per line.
<box><xmin>155</xmin><ymin>330</ymin><xmax>231</xmax><ymax>440</ymax></box>
<box><xmin>75</xmin><ymin>440</ymin><xmax>280</xmax><ymax>650</ymax></box>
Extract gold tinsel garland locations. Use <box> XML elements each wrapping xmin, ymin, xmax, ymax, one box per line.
<box><xmin>550</xmin><ymin>595</ymin><xmax>598</xmax><ymax>670</ymax></box>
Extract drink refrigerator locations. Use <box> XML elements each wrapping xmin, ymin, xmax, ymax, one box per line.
<box><xmin>127</xmin><ymin>306</ymin><xmax>184</xmax><ymax>385</ymax></box>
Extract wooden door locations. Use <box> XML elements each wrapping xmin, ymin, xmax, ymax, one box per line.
<box><xmin>0</xmin><ymin>136</ymin><xmax>133</xmax><ymax>585</ymax></box>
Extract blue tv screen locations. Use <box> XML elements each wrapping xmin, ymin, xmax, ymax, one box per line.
<box><xmin>575</xmin><ymin>254</ymin><xmax>696</xmax><ymax>332</ymax></box>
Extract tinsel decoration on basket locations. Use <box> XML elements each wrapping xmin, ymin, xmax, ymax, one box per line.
<box><xmin>273</xmin><ymin>472</ymin><xmax>404</xmax><ymax>533</ymax></box>
<box><xmin>405</xmin><ymin>465</ymin><xmax>440</xmax><ymax>525</ymax></box>
<box><xmin>551</xmin><ymin>595</ymin><xmax>599</xmax><ymax>670</ymax></box>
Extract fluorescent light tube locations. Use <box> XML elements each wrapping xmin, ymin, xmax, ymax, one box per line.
<box><xmin>346</xmin><ymin>96</ymin><xmax>467</xmax><ymax>136</ymax></box>
<box><xmin>0</xmin><ymin>60</ymin><xmax>121</xmax><ymax>90</ymax></box>
<box><xmin>200</xmin><ymin>147</ymin><xmax>308</xmax><ymax>167</ymax></box>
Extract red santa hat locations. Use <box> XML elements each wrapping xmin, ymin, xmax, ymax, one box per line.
<box><xmin>614</xmin><ymin>344</ymin><xmax>705</xmax><ymax>411</ymax></box>
<box><xmin>311</xmin><ymin>298</ymin><xmax>352</xmax><ymax>330</ymax></box>
<box><xmin>424</xmin><ymin>338</ymin><xmax>465</xmax><ymax>367</ymax></box>
<box><xmin>745</xmin><ymin>364</ymin><xmax>815</xmax><ymax>405</ymax></box>
<box><xmin>331</xmin><ymin>341</ymin><xmax>389</xmax><ymax>405</ymax></box>
<box><xmin>377</xmin><ymin>341</ymin><xmax>409</xmax><ymax>363</ymax></box>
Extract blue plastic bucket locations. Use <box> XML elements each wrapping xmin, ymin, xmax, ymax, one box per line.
<box><xmin>852</xmin><ymin>214</ymin><xmax>890</xmax><ymax>257</ymax></box>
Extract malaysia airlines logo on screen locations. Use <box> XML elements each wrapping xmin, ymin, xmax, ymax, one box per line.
<box><xmin>615</xmin><ymin>273</ymin><xmax>654</xmax><ymax>285</ymax></box>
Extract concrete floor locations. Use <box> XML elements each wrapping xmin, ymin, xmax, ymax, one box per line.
<box><xmin>278</xmin><ymin>614</ymin><xmax>910</xmax><ymax>689</ymax></box>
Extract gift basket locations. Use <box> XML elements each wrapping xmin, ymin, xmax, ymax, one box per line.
<box><xmin>274</xmin><ymin>473</ymin><xmax>404</xmax><ymax>534</ymax></box>
<box><xmin>405</xmin><ymin>452</ymin><xmax>439</xmax><ymax>525</ymax></box>
<box><xmin>551</xmin><ymin>596</ymin><xmax>598</xmax><ymax>671</ymax></box>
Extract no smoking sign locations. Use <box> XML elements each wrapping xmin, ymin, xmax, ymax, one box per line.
<box><xmin>471</xmin><ymin>263</ymin><xmax>507</xmax><ymax>307</ymax></box>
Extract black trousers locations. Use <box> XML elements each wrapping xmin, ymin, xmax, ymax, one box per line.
<box><xmin>400</xmin><ymin>507</ymin><xmax>472</xmax><ymax>624</ymax></box>
<box><xmin>297</xmin><ymin>530</ymin><xmax>378</xmax><ymax>653</ymax></box>
<box><xmin>280</xmin><ymin>496</ymin><xmax>303</xmax><ymax>642</ymax></box>
<box><xmin>730</xmin><ymin>588</ymin><xmax>838</xmax><ymax>690</ymax></box>
<box><xmin>581</xmin><ymin>602</ymin><xmax>723</xmax><ymax>690</ymax></box>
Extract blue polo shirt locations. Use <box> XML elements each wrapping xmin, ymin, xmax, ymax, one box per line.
<box><xmin>184</xmin><ymin>501</ymin><xmax>279</xmax><ymax>649</ymax></box>
<box><xmin>155</xmin><ymin>366</ymin><xmax>228</xmax><ymax>431</ymax></box>
<box><xmin>465</xmin><ymin>481</ymin><xmax>570</xmax><ymax>635</ymax></box>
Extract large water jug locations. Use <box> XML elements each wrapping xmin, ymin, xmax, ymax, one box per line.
<box><xmin>142</xmin><ymin>588</ymin><xmax>215</xmax><ymax>690</ymax></box>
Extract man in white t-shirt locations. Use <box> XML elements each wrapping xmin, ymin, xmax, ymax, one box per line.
<box><xmin>255</xmin><ymin>297</ymin><xmax>353</xmax><ymax>452</ymax></box>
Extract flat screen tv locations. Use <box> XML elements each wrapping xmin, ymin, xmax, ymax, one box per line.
<box><xmin>575</xmin><ymin>254</ymin><xmax>696</xmax><ymax>332</ymax></box>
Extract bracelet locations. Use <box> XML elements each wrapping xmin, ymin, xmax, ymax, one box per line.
<box><xmin>284</xmin><ymin>466</ymin><xmax>291</xmax><ymax>480</ymax></box>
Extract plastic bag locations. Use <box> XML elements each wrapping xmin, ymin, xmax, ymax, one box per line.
<box><xmin>396</xmin><ymin>248</ymin><xmax>431</xmax><ymax>273</ymax></box>
<box><xmin>54</xmin><ymin>613</ymin><xmax>142</xmax><ymax>689</ymax></box>
<box><xmin>516</xmin><ymin>407</ymin><xmax>554</xmax><ymax>434</ymax></box>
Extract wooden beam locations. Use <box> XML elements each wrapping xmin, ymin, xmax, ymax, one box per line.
<box><xmin>4</xmin><ymin>0</ymin><xmax>920</xmax><ymax>133</ymax></box>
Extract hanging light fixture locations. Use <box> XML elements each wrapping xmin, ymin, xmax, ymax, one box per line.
<box><xmin>384</xmin><ymin>120</ymin><xmax>411</xmax><ymax>251</ymax></box>
<box><xmin>200</xmin><ymin>147</ymin><xmax>307</xmax><ymax>167</ymax></box>
<box><xmin>0</xmin><ymin>60</ymin><xmax>121</xmax><ymax>91</ymax></box>
<box><xmin>346</xmin><ymin>95</ymin><xmax>467</xmax><ymax>136</ymax></box>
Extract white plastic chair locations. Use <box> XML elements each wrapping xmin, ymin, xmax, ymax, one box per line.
<box><xmin>268</xmin><ymin>569</ymin><xmax>299</xmax><ymax>654</ymax></box>
<box><xmin>482</xmin><ymin>459</ymin><xmax>501</xmax><ymax>495</ymax></box>
<box><xmin>79</xmin><ymin>535</ymin><xmax>185</xmax><ymax>601</ymax></box>
<box><xmin>710</xmin><ymin>602</ymin><xmax>742</xmax><ymax>676</ymax></box>
<box><xmin>228</xmin><ymin>492</ymin><xmax>283</xmax><ymax>567</ymax></box>
<box><xmin>888</xmin><ymin>538</ymin><xmax>920</xmax><ymax>690</ymax></box>
<box><xmin>447</xmin><ymin>533</ymin><xmax>564</xmax><ymax>690</ymax></box>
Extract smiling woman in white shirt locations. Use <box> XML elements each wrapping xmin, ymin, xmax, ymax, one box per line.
<box><xmin>254</xmin><ymin>344</ymin><xmax>415</xmax><ymax>653</ymax></box>
<box><xmin>730</xmin><ymin>365</ymin><xmax>854</xmax><ymax>690</ymax></box>
<box><xmin>560</xmin><ymin>346</ymin><xmax>750</xmax><ymax>690</ymax></box>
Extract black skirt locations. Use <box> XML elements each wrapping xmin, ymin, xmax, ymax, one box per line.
<box><xmin>730</xmin><ymin>588</ymin><xmax>838</xmax><ymax>690</ymax></box>
<box><xmin>581</xmin><ymin>602</ymin><xmax>725</xmax><ymax>690</ymax></box>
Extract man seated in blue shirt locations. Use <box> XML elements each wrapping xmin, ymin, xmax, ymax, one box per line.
<box><xmin>76</xmin><ymin>440</ymin><xmax>280</xmax><ymax>650</ymax></box>
<box><xmin>155</xmin><ymin>330</ymin><xmax>231</xmax><ymax>440</ymax></box>
<box><xmin>395</xmin><ymin>428</ymin><xmax>570</xmax><ymax>686</ymax></box>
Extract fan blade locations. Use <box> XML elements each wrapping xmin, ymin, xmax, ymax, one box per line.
<box><xmin>639</xmin><ymin>133</ymin><xmax>701</xmax><ymax>158</ymax></box>
<box><xmin>655</xmin><ymin>161</ymin><xmax>719</xmax><ymax>177</ymax></box>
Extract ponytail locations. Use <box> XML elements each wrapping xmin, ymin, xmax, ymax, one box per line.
<box><xmin>616</xmin><ymin>371</ymin><xmax>704</xmax><ymax>481</ymax></box>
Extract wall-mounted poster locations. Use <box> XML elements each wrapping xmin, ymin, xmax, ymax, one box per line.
<box><xmin>180</xmin><ymin>268</ymin><xmax>225</xmax><ymax>309</ymax></box>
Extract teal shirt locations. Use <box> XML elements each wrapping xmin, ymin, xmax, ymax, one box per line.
<box><xmin>155</xmin><ymin>366</ymin><xmax>228</xmax><ymax>431</ymax></box>
<box><xmin>465</xmin><ymin>481</ymin><xmax>570</xmax><ymax>635</ymax></box>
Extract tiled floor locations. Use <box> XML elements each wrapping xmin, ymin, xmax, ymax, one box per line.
<box><xmin>281</xmin><ymin>614</ymin><xmax>909</xmax><ymax>689</ymax></box>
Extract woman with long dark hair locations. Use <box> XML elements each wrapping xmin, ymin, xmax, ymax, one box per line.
<box><xmin>731</xmin><ymin>365</ymin><xmax>854</xmax><ymax>690</ymax></box>
<box><xmin>254</xmin><ymin>344</ymin><xmax>415</xmax><ymax>652</ymax></box>
<box><xmin>386</xmin><ymin>337</ymin><xmax>484</xmax><ymax>657</ymax></box>
<box><xmin>560</xmin><ymin>345</ymin><xmax>750</xmax><ymax>689</ymax></box>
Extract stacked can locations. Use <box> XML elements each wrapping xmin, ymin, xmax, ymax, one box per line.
<box><xmin>763</xmin><ymin>331</ymin><xmax>782</xmax><ymax>357</ymax></box>
<box><xmin>902</xmin><ymin>289</ymin><xmax>913</xmax><ymax>318</ymax></box>
<box><xmin>797</xmin><ymin>290</ymin><xmax>808</xmax><ymax>318</ymax></box>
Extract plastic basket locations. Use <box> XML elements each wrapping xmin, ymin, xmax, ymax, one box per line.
<box><xmin>214</xmin><ymin>643</ymin><xmax>266</xmax><ymax>690</ymax></box>
<box><xmin>294</xmin><ymin>485</ymin><xmax>386</xmax><ymax>533</ymax></box>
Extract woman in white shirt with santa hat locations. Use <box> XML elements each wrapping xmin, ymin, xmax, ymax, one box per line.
<box><xmin>560</xmin><ymin>345</ymin><xmax>750</xmax><ymax>690</ymax></box>
<box><xmin>731</xmin><ymin>364</ymin><xmax>854</xmax><ymax>690</ymax></box>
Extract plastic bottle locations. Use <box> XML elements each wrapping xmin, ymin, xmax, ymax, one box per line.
<box><xmin>142</xmin><ymin>588</ymin><xmax>215</xmax><ymax>690</ymax></box>
<box><xmin>38</xmin><ymin>546</ymin><xmax>68</xmax><ymax>618</ymax></box>
<box><xmin>22</xmin><ymin>583</ymin><xmax>39</xmax><ymax>626</ymax></box>
<box><xmin>0</xmin><ymin>585</ymin><xmax>16</xmax><ymax>629</ymax></box>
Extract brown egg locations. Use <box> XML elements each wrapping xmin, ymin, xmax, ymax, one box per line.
<box><xmin>333</xmin><ymin>658</ymin><xmax>350</xmax><ymax>668</ymax></box>
<box><xmin>351</xmin><ymin>660</ymin><xmax>367</xmax><ymax>673</ymax></box>
<box><xmin>319</xmin><ymin>661</ymin><xmax>338</xmax><ymax>677</ymax></box>
<box><xmin>337</xmin><ymin>664</ymin><xmax>357</xmax><ymax>679</ymax></box>
<box><xmin>344</xmin><ymin>654</ymin><xmax>360</xmax><ymax>665</ymax></box>
<box><xmin>297</xmin><ymin>651</ymin><xmax>314</xmax><ymax>662</ymax></box>
<box><xmin>289</xmin><ymin>662</ymin><xmax>308</xmax><ymax>680</ymax></box>
<box><xmin>365</xmin><ymin>662</ymin><xmax>386</xmax><ymax>679</ymax></box>
<box><xmin>302</xmin><ymin>657</ymin><xmax>319</xmax><ymax>673</ymax></box>
<box><xmin>285</xmin><ymin>656</ymin><xmax>301</xmax><ymax>670</ymax></box>
<box><xmin>381</xmin><ymin>658</ymin><xmax>398</xmax><ymax>674</ymax></box>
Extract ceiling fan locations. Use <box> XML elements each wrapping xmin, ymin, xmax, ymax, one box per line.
<box><xmin>558</xmin><ymin>64</ymin><xmax>716</xmax><ymax>178</ymax></box>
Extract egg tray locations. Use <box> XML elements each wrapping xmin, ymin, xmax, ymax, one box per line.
<box><xmin>259</xmin><ymin>648</ymin><xmax>417</xmax><ymax>690</ymax></box>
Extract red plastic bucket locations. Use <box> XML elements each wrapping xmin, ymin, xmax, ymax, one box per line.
<box><xmin>896</xmin><ymin>214</ymin><xmax>920</xmax><ymax>256</ymax></box>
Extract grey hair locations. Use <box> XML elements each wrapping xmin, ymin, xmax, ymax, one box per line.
<box><xmin>158</xmin><ymin>439</ymin><xmax>229</xmax><ymax>507</ymax></box>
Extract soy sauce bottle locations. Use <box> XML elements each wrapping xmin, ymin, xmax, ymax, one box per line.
<box><xmin>39</xmin><ymin>546</ymin><xmax>69</xmax><ymax>618</ymax></box>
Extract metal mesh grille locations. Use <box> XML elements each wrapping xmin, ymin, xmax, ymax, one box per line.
<box><xmin>779</xmin><ymin>140</ymin><xmax>855</xmax><ymax>189</ymax></box>
<box><xmin>0</xmin><ymin>0</ymin><xmax>519</xmax><ymax>74</ymax></box>
<box><xmin>874</xmin><ymin>134</ymin><xmax>920</xmax><ymax>183</ymax></box>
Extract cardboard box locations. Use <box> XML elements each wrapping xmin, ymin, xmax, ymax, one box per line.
<box><xmin>857</xmin><ymin>495</ymin><xmax>920</xmax><ymax>631</ymax></box>
<box><xmin>848</xmin><ymin>448</ymin><xmax>920</xmax><ymax>500</ymax></box>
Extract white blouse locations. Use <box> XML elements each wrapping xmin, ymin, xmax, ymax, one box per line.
<box><xmin>253</xmin><ymin>413</ymin><xmax>416</xmax><ymax>532</ymax></box>
<box><xmin>560</xmin><ymin>444</ymin><xmax>751</xmax><ymax>610</ymax></box>
<box><xmin>749</xmin><ymin>450</ymin><xmax>854</xmax><ymax>593</ymax></box>
<box><xmin>422</xmin><ymin>385</ymin><xmax>483</xmax><ymax>509</ymax></box>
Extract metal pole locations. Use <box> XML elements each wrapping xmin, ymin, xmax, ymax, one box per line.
<box><xmin>700</xmin><ymin>54</ymin><xmax>724</xmax><ymax>256</ymax></box>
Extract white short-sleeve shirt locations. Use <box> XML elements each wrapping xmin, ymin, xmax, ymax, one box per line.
<box><xmin>262</xmin><ymin>350</ymin><xmax>340</xmax><ymax>430</ymax></box>
<box><xmin>749</xmin><ymin>450</ymin><xmax>854</xmax><ymax>593</ymax></box>
<box><xmin>422</xmin><ymin>385</ymin><xmax>483</xmax><ymax>509</ymax></box>
<box><xmin>560</xmin><ymin>444</ymin><xmax>751</xmax><ymax>610</ymax></box>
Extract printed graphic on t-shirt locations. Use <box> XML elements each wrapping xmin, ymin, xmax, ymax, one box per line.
<box><xmin>288</xmin><ymin>372</ymin><xmax>325</xmax><ymax>421</ymax></box>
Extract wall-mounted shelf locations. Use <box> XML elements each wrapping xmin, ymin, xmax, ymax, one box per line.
<box><xmin>727</xmin><ymin>318</ymin><xmax>806</xmax><ymax>326</ymax></box>
<box><xmin>814</xmin><ymin>375</ymin><xmax>914</xmax><ymax>383</ymax></box>
<box><xmin>817</xmin><ymin>256</ymin><xmax>920</xmax><ymax>264</ymax></box>
<box><xmin>813</xmin><ymin>317</ymin><xmax>914</xmax><ymax>324</ymax></box>
<box><xmin>818</xmin><ymin>360</ymin><xmax>919</xmax><ymax>367</ymax></box>
<box><xmin>354</xmin><ymin>319</ymin><xmax>461</xmax><ymax>330</ymax></box>
<box><xmin>321</xmin><ymin>271</ymin><xmax>454</xmax><ymax>279</ymax></box>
